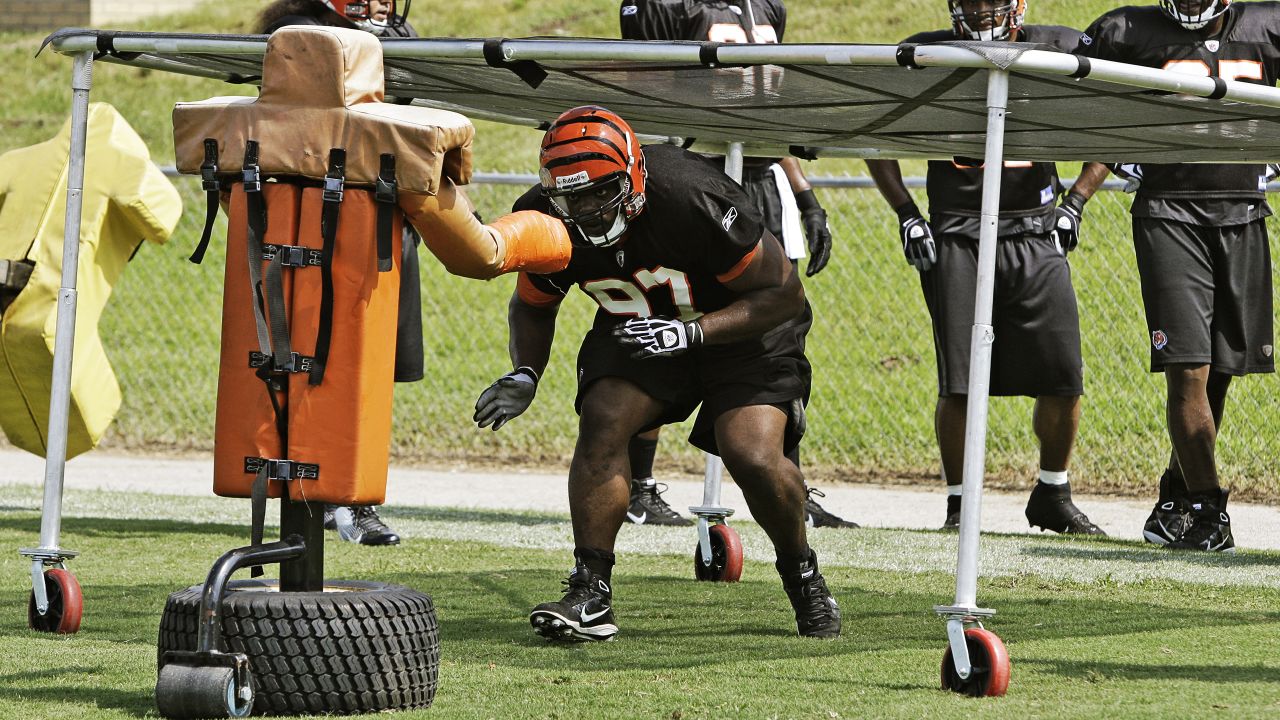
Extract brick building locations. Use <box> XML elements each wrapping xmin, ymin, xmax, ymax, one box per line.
<box><xmin>1</xmin><ymin>0</ymin><xmax>206</xmax><ymax>34</ymax></box>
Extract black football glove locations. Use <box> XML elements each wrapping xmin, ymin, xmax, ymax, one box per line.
<box><xmin>1053</xmin><ymin>191</ymin><xmax>1087</xmax><ymax>254</ymax></box>
<box><xmin>794</xmin><ymin>189</ymin><xmax>832</xmax><ymax>277</ymax></box>
<box><xmin>613</xmin><ymin>317</ymin><xmax>704</xmax><ymax>359</ymax></box>
<box><xmin>896</xmin><ymin>201</ymin><xmax>936</xmax><ymax>272</ymax></box>
<box><xmin>473</xmin><ymin>366</ymin><xmax>538</xmax><ymax>431</ymax></box>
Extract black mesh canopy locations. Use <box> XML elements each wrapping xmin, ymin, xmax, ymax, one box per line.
<box><xmin>44</xmin><ymin>29</ymin><xmax>1280</xmax><ymax>163</ymax></box>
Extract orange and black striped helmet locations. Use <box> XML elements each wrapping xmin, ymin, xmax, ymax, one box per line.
<box><xmin>539</xmin><ymin>106</ymin><xmax>647</xmax><ymax>247</ymax></box>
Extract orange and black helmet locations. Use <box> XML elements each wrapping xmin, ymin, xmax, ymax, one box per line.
<box><xmin>539</xmin><ymin>106</ymin><xmax>647</xmax><ymax>248</ymax></box>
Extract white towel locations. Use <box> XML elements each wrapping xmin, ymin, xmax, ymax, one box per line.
<box><xmin>770</xmin><ymin>163</ymin><xmax>806</xmax><ymax>260</ymax></box>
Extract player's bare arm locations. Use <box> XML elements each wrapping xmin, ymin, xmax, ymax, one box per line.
<box><xmin>698</xmin><ymin>229</ymin><xmax>804</xmax><ymax>345</ymax></box>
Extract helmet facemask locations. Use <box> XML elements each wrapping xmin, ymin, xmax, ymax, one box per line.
<box><xmin>539</xmin><ymin>106</ymin><xmax>648</xmax><ymax>249</ymax></box>
<box><xmin>544</xmin><ymin>172</ymin><xmax>640</xmax><ymax>248</ymax></box>
<box><xmin>949</xmin><ymin>0</ymin><xmax>1025</xmax><ymax>41</ymax></box>
<box><xmin>1159</xmin><ymin>0</ymin><xmax>1230</xmax><ymax>30</ymax></box>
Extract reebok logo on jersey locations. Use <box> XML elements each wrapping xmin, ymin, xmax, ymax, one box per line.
<box><xmin>1079</xmin><ymin>33</ymin><xmax>1093</xmax><ymax>46</ymax></box>
<box><xmin>722</xmin><ymin>206</ymin><xmax>738</xmax><ymax>230</ymax></box>
<box><xmin>621</xmin><ymin>4</ymin><xmax>637</xmax><ymax>15</ymax></box>
<box><xmin>556</xmin><ymin>170</ymin><xmax>591</xmax><ymax>189</ymax></box>
<box><xmin>1264</xmin><ymin>345</ymin><xmax>1274</xmax><ymax>358</ymax></box>
<box><xmin>1152</xmin><ymin>330</ymin><xmax>1168</xmax><ymax>350</ymax></box>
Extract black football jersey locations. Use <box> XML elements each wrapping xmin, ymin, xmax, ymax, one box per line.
<box><xmin>1077</xmin><ymin>4</ymin><xmax>1280</xmax><ymax>202</ymax></box>
<box><xmin>906</xmin><ymin>26</ymin><xmax>1080</xmax><ymax>233</ymax></box>
<box><xmin>622</xmin><ymin>0</ymin><xmax>787</xmax><ymax>172</ymax></box>
<box><xmin>621</xmin><ymin>0</ymin><xmax>786</xmax><ymax>44</ymax></box>
<box><xmin>515</xmin><ymin>144</ymin><xmax>765</xmax><ymax>331</ymax></box>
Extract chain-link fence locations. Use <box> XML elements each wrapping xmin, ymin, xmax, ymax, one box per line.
<box><xmin>41</xmin><ymin>174</ymin><xmax>1278</xmax><ymax>499</ymax></box>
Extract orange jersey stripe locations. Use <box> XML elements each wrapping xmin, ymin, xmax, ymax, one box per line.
<box><xmin>715</xmin><ymin>241</ymin><xmax>761</xmax><ymax>284</ymax></box>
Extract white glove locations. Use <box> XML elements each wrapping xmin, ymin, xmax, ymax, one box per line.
<box><xmin>473</xmin><ymin>366</ymin><xmax>538</xmax><ymax>431</ymax></box>
<box><xmin>613</xmin><ymin>317</ymin><xmax>704</xmax><ymax>359</ymax></box>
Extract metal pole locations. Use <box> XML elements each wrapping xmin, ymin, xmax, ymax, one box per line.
<box><xmin>953</xmin><ymin>69</ymin><xmax>1008</xmax><ymax>610</ymax></box>
<box><xmin>37</xmin><ymin>50</ymin><xmax>94</xmax><ymax>555</ymax></box>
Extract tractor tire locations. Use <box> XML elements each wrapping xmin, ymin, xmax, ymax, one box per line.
<box><xmin>157</xmin><ymin>579</ymin><xmax>438</xmax><ymax>715</ymax></box>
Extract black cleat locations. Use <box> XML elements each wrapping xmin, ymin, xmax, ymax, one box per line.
<box><xmin>530</xmin><ymin>565</ymin><xmax>618</xmax><ymax>642</ymax></box>
<box><xmin>777</xmin><ymin>550</ymin><xmax>841</xmax><ymax>638</ymax></box>
<box><xmin>1168</xmin><ymin>489</ymin><xmax>1235</xmax><ymax>553</ymax></box>
<box><xmin>942</xmin><ymin>494</ymin><xmax>961</xmax><ymax>531</ymax></box>
<box><xmin>1024</xmin><ymin>482</ymin><xmax>1106</xmax><ymax>536</ymax></box>
<box><xmin>1143</xmin><ymin>470</ymin><xmax>1192</xmax><ymax>546</ymax></box>
<box><xmin>625</xmin><ymin>479</ymin><xmax>692</xmax><ymax>526</ymax></box>
<box><xmin>804</xmin><ymin>488</ymin><xmax>859</xmax><ymax>529</ymax></box>
<box><xmin>324</xmin><ymin>505</ymin><xmax>402</xmax><ymax>546</ymax></box>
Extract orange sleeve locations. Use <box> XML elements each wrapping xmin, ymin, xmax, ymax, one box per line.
<box><xmin>517</xmin><ymin>272</ymin><xmax>565</xmax><ymax>308</ymax></box>
<box><xmin>715</xmin><ymin>241</ymin><xmax>761</xmax><ymax>284</ymax></box>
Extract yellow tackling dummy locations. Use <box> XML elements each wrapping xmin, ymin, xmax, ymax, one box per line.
<box><xmin>0</xmin><ymin>103</ymin><xmax>181</xmax><ymax>458</ymax></box>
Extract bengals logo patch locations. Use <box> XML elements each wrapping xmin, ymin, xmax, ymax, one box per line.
<box><xmin>1152</xmin><ymin>330</ymin><xmax>1168</xmax><ymax>350</ymax></box>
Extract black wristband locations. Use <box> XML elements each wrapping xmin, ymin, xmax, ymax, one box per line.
<box><xmin>512</xmin><ymin>365</ymin><xmax>540</xmax><ymax>386</ymax></box>
<box><xmin>1061</xmin><ymin>191</ymin><xmax>1087</xmax><ymax>215</ymax></box>
<box><xmin>684</xmin><ymin>321</ymin><xmax>705</xmax><ymax>348</ymax></box>
<box><xmin>894</xmin><ymin>200</ymin><xmax>922</xmax><ymax>223</ymax></box>
<box><xmin>794</xmin><ymin>188</ymin><xmax>820</xmax><ymax>212</ymax></box>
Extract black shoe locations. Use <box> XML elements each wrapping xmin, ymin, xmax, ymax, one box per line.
<box><xmin>625</xmin><ymin>479</ymin><xmax>692</xmax><ymax>526</ymax></box>
<box><xmin>530</xmin><ymin>565</ymin><xmax>618</xmax><ymax>642</ymax></box>
<box><xmin>804</xmin><ymin>488</ymin><xmax>859</xmax><ymax>529</ymax></box>
<box><xmin>325</xmin><ymin>505</ymin><xmax>402</xmax><ymax>546</ymax></box>
<box><xmin>1143</xmin><ymin>470</ymin><xmax>1192</xmax><ymax>546</ymax></box>
<box><xmin>322</xmin><ymin>506</ymin><xmax>337</xmax><ymax>531</ymax></box>
<box><xmin>942</xmin><ymin>494</ymin><xmax>961</xmax><ymax>531</ymax></box>
<box><xmin>1168</xmin><ymin>489</ymin><xmax>1235</xmax><ymax>553</ymax></box>
<box><xmin>1024</xmin><ymin>482</ymin><xmax>1106</xmax><ymax>536</ymax></box>
<box><xmin>777</xmin><ymin>550</ymin><xmax>841</xmax><ymax>638</ymax></box>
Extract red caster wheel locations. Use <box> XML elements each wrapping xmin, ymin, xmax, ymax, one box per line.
<box><xmin>941</xmin><ymin>627</ymin><xmax>1009</xmax><ymax>697</ymax></box>
<box><xmin>28</xmin><ymin>568</ymin><xmax>83</xmax><ymax>634</ymax></box>
<box><xmin>693</xmin><ymin>523</ymin><xmax>743</xmax><ymax>582</ymax></box>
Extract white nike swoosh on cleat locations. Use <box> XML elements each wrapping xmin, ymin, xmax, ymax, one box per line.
<box><xmin>580</xmin><ymin>607</ymin><xmax>611</xmax><ymax>622</ymax></box>
<box><xmin>627</xmin><ymin>511</ymin><xmax>647</xmax><ymax>524</ymax></box>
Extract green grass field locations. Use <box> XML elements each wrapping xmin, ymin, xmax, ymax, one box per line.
<box><xmin>3</xmin><ymin>484</ymin><xmax>1280</xmax><ymax>718</ymax></box>
<box><xmin>1</xmin><ymin>0</ymin><xmax>1278</xmax><ymax>496</ymax></box>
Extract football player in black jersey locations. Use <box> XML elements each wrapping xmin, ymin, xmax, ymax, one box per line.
<box><xmin>866</xmin><ymin>0</ymin><xmax>1111</xmax><ymax>535</ymax></box>
<box><xmin>473</xmin><ymin>106</ymin><xmax>841</xmax><ymax>641</ymax></box>
<box><xmin>1077</xmin><ymin>0</ymin><xmax>1278</xmax><ymax>552</ymax></box>
<box><xmin>619</xmin><ymin>0</ymin><xmax>855</xmax><ymax>530</ymax></box>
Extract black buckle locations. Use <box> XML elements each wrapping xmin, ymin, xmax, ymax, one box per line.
<box><xmin>243</xmin><ymin>457</ymin><xmax>320</xmax><ymax>480</ymax></box>
<box><xmin>248</xmin><ymin>351</ymin><xmax>314</xmax><ymax>374</ymax></box>
<box><xmin>322</xmin><ymin>175</ymin><xmax>344</xmax><ymax>203</ymax></box>
<box><xmin>375</xmin><ymin>175</ymin><xmax>397</xmax><ymax>204</ymax></box>
<box><xmin>262</xmin><ymin>244</ymin><xmax>323</xmax><ymax>268</ymax></box>
<box><xmin>243</xmin><ymin>165</ymin><xmax>261</xmax><ymax>193</ymax></box>
<box><xmin>200</xmin><ymin>139</ymin><xmax>220</xmax><ymax>192</ymax></box>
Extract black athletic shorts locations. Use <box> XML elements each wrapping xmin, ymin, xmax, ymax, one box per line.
<box><xmin>921</xmin><ymin>231</ymin><xmax>1083</xmax><ymax>397</ymax></box>
<box><xmin>741</xmin><ymin>165</ymin><xmax>784</xmax><ymax>240</ymax></box>
<box><xmin>574</xmin><ymin>304</ymin><xmax>813</xmax><ymax>456</ymax></box>
<box><xmin>1132</xmin><ymin>216</ymin><xmax>1275</xmax><ymax>375</ymax></box>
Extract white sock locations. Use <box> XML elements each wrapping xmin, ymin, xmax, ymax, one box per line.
<box><xmin>1038</xmin><ymin>469</ymin><xmax>1069</xmax><ymax>486</ymax></box>
<box><xmin>947</xmin><ymin>485</ymin><xmax>963</xmax><ymax>496</ymax></box>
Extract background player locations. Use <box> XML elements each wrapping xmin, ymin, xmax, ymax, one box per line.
<box><xmin>866</xmin><ymin>0</ymin><xmax>1109</xmax><ymax>534</ymax></box>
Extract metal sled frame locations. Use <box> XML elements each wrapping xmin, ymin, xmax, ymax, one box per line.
<box><xmin>33</xmin><ymin>35</ymin><xmax>1280</xmax><ymax>678</ymax></box>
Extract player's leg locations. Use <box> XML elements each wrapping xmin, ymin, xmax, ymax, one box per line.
<box><xmin>991</xmin><ymin>232</ymin><xmax>1102</xmax><ymax>535</ymax></box>
<box><xmin>921</xmin><ymin>232</ymin><xmax>979</xmax><ymax>529</ymax></box>
<box><xmin>624</xmin><ymin>427</ymin><xmax>691</xmax><ymax>526</ymax></box>
<box><xmin>715</xmin><ymin>403</ymin><xmax>840</xmax><ymax>639</ymax></box>
<box><xmin>530</xmin><ymin>377</ymin><xmax>668</xmax><ymax>642</ymax></box>
<box><xmin>1132</xmin><ymin>217</ymin><xmax>1236</xmax><ymax>550</ymax></box>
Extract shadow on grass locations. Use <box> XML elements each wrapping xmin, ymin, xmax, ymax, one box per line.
<box><xmin>1019</xmin><ymin>657</ymin><xmax>1280</xmax><ymax>684</ymax></box>
<box><xmin>0</xmin><ymin>514</ymin><xmax>252</xmax><ymax>540</ymax></box>
<box><xmin>1019</xmin><ymin>542</ymin><xmax>1280</xmax><ymax>568</ymax></box>
<box><xmin>387</xmin><ymin>504</ymin><xmax>569</xmax><ymax>526</ymax></box>
<box><xmin>0</xmin><ymin>666</ymin><xmax>154</xmax><ymax>717</ymax></box>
